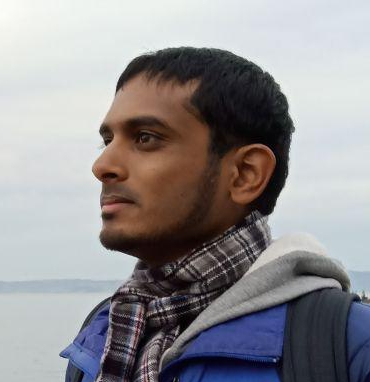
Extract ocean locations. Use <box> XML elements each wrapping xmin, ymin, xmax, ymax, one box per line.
<box><xmin>0</xmin><ymin>293</ymin><xmax>108</xmax><ymax>382</ymax></box>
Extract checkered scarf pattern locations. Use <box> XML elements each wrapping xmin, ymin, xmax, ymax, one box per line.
<box><xmin>95</xmin><ymin>211</ymin><xmax>271</xmax><ymax>382</ymax></box>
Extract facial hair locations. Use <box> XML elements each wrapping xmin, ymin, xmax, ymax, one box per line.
<box><xmin>99</xmin><ymin>154</ymin><xmax>221</xmax><ymax>258</ymax></box>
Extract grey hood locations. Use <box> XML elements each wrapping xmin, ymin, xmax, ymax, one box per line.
<box><xmin>160</xmin><ymin>232</ymin><xmax>350</xmax><ymax>369</ymax></box>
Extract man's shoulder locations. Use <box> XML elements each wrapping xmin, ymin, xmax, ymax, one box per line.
<box><xmin>61</xmin><ymin>295</ymin><xmax>370</xmax><ymax>382</ymax></box>
<box><xmin>59</xmin><ymin>298</ymin><xmax>110</xmax><ymax>382</ymax></box>
<box><xmin>180</xmin><ymin>297</ymin><xmax>370</xmax><ymax>357</ymax></box>
<box><xmin>347</xmin><ymin>302</ymin><xmax>370</xmax><ymax>382</ymax></box>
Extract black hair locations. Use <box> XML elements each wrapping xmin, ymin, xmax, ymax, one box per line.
<box><xmin>116</xmin><ymin>47</ymin><xmax>295</xmax><ymax>215</ymax></box>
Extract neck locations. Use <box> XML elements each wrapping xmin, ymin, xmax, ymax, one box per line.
<box><xmin>130</xmin><ymin>234</ymin><xmax>216</xmax><ymax>268</ymax></box>
<box><xmin>131</xmin><ymin>211</ymin><xmax>267</xmax><ymax>269</ymax></box>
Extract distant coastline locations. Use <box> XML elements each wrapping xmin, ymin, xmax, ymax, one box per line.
<box><xmin>0</xmin><ymin>271</ymin><xmax>369</xmax><ymax>293</ymax></box>
<box><xmin>0</xmin><ymin>279</ymin><xmax>123</xmax><ymax>293</ymax></box>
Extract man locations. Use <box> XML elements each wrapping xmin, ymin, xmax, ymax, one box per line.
<box><xmin>61</xmin><ymin>47</ymin><xmax>370</xmax><ymax>382</ymax></box>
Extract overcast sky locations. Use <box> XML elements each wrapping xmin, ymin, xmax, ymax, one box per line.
<box><xmin>0</xmin><ymin>0</ymin><xmax>369</xmax><ymax>281</ymax></box>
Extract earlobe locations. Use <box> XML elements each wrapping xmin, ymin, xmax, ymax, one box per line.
<box><xmin>230</xmin><ymin>144</ymin><xmax>276</xmax><ymax>206</ymax></box>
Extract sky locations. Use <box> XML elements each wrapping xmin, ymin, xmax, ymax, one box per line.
<box><xmin>0</xmin><ymin>0</ymin><xmax>369</xmax><ymax>281</ymax></box>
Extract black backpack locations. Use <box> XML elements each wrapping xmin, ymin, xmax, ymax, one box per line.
<box><xmin>282</xmin><ymin>288</ymin><xmax>360</xmax><ymax>382</ymax></box>
<box><xmin>66</xmin><ymin>289</ymin><xmax>359</xmax><ymax>382</ymax></box>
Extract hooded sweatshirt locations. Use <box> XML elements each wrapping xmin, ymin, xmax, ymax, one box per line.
<box><xmin>159</xmin><ymin>232</ymin><xmax>350</xmax><ymax>369</ymax></box>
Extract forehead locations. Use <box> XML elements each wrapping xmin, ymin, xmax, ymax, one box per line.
<box><xmin>103</xmin><ymin>74</ymin><xmax>204</xmax><ymax>133</ymax></box>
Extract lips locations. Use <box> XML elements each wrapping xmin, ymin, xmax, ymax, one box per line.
<box><xmin>100</xmin><ymin>195</ymin><xmax>134</xmax><ymax>208</ymax></box>
<box><xmin>100</xmin><ymin>195</ymin><xmax>135</xmax><ymax>215</ymax></box>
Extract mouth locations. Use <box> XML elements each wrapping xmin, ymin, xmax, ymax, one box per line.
<box><xmin>100</xmin><ymin>195</ymin><xmax>135</xmax><ymax>215</ymax></box>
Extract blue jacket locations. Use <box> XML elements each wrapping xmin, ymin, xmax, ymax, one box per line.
<box><xmin>60</xmin><ymin>300</ymin><xmax>370</xmax><ymax>382</ymax></box>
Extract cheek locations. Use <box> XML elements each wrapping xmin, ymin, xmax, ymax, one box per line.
<box><xmin>137</xmin><ymin>159</ymin><xmax>203</xmax><ymax>210</ymax></box>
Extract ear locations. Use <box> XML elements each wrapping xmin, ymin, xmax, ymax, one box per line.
<box><xmin>229</xmin><ymin>144</ymin><xmax>276</xmax><ymax>206</ymax></box>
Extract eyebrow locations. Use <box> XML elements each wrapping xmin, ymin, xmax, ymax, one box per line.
<box><xmin>99</xmin><ymin>116</ymin><xmax>173</xmax><ymax>136</ymax></box>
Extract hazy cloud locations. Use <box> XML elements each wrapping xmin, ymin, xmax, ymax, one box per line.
<box><xmin>1</xmin><ymin>0</ymin><xmax>369</xmax><ymax>280</ymax></box>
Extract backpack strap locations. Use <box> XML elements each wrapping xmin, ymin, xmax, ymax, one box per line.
<box><xmin>67</xmin><ymin>297</ymin><xmax>111</xmax><ymax>382</ymax></box>
<box><xmin>282</xmin><ymin>288</ymin><xmax>360</xmax><ymax>382</ymax></box>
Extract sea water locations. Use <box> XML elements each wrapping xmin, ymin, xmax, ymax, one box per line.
<box><xmin>0</xmin><ymin>293</ymin><xmax>108</xmax><ymax>382</ymax></box>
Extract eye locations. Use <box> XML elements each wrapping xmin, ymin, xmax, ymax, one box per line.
<box><xmin>135</xmin><ymin>132</ymin><xmax>159</xmax><ymax>145</ymax></box>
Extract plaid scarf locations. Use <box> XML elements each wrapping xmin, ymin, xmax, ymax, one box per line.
<box><xmin>96</xmin><ymin>211</ymin><xmax>271</xmax><ymax>382</ymax></box>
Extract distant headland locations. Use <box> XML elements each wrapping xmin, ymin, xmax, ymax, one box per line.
<box><xmin>0</xmin><ymin>271</ymin><xmax>369</xmax><ymax>294</ymax></box>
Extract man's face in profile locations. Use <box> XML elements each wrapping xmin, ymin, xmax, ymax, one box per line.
<box><xmin>92</xmin><ymin>75</ymin><xmax>232</xmax><ymax>265</ymax></box>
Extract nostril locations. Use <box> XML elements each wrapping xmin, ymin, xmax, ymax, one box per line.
<box><xmin>102</xmin><ymin>173</ymin><xmax>117</xmax><ymax>180</ymax></box>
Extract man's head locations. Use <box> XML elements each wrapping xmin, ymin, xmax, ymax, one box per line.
<box><xmin>92</xmin><ymin>47</ymin><xmax>294</xmax><ymax>266</ymax></box>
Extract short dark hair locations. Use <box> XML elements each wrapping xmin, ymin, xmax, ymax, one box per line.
<box><xmin>116</xmin><ymin>47</ymin><xmax>295</xmax><ymax>215</ymax></box>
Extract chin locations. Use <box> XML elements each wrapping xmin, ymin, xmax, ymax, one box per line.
<box><xmin>99</xmin><ymin>227</ymin><xmax>141</xmax><ymax>254</ymax></box>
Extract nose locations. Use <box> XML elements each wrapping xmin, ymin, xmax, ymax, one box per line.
<box><xmin>92</xmin><ymin>144</ymin><xmax>128</xmax><ymax>183</ymax></box>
